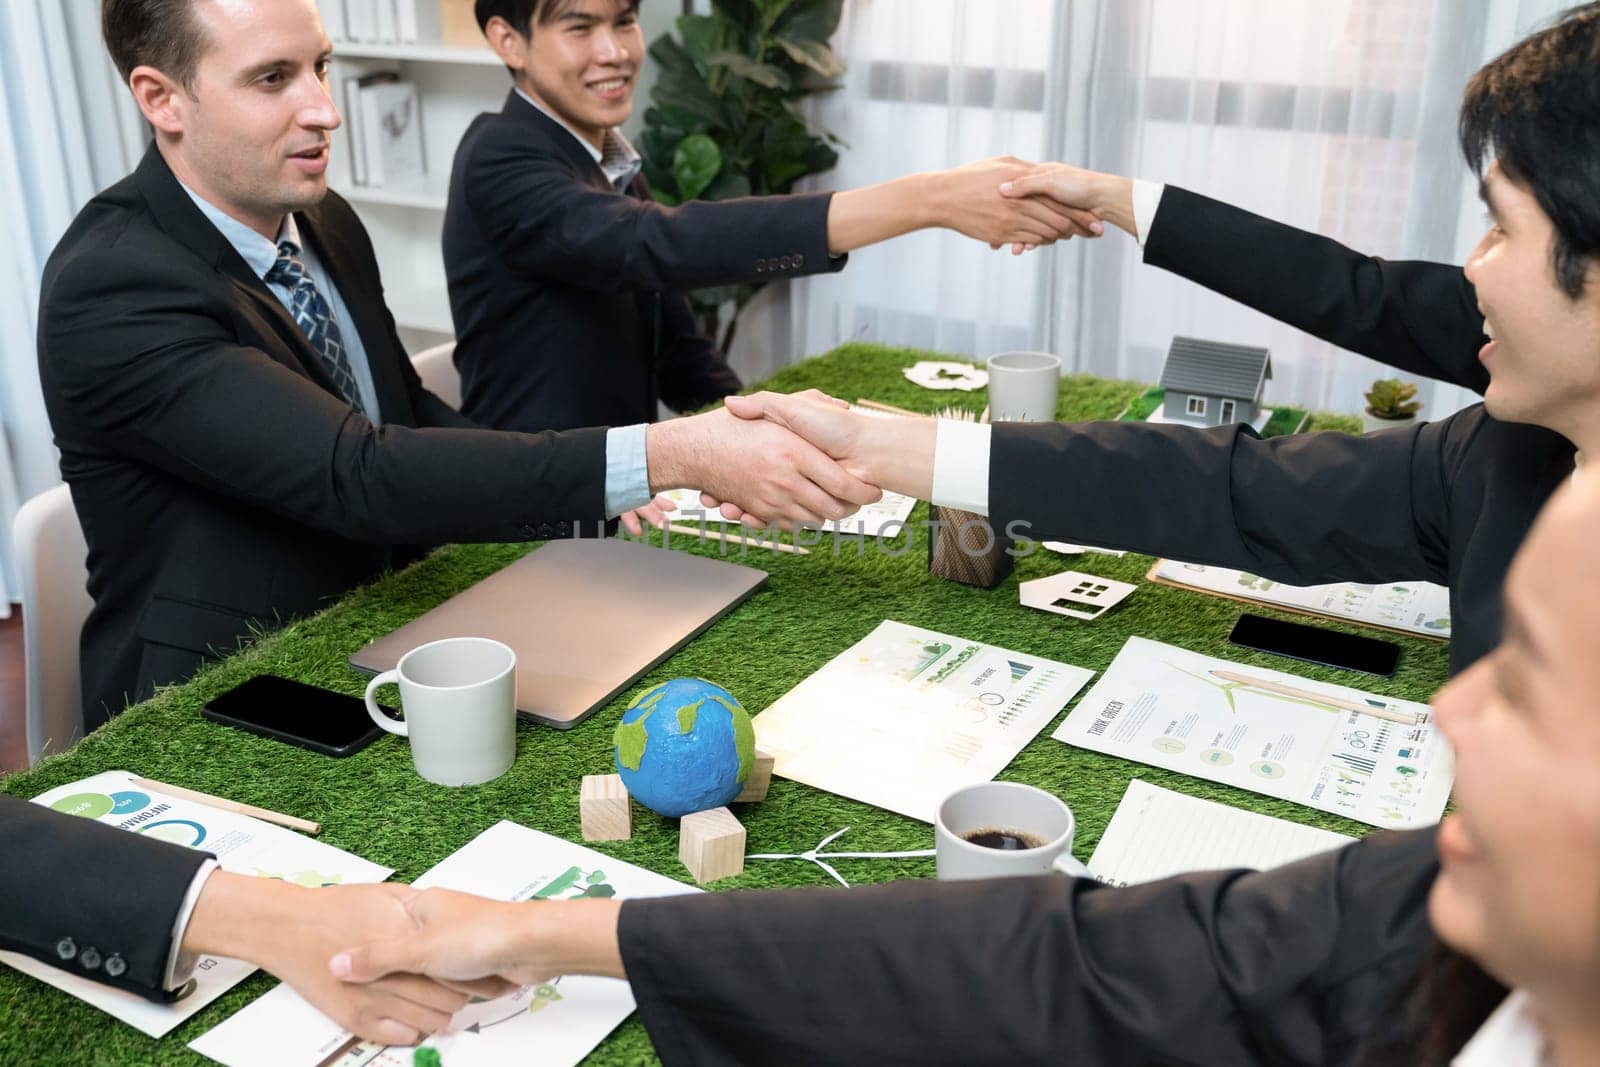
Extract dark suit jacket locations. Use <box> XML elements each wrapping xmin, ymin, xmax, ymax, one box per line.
<box><xmin>38</xmin><ymin>146</ymin><xmax>608</xmax><ymax>727</ymax></box>
<box><xmin>443</xmin><ymin>91</ymin><xmax>843</xmax><ymax>433</ymax></box>
<box><xmin>988</xmin><ymin>186</ymin><xmax>1574</xmax><ymax>674</ymax></box>
<box><xmin>0</xmin><ymin>794</ymin><xmax>212</xmax><ymax>1001</ymax></box>
<box><xmin>621</xmin><ymin>827</ymin><xmax>1439</xmax><ymax>1066</ymax></box>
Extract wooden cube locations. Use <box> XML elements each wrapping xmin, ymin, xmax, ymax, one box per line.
<box><xmin>735</xmin><ymin>748</ymin><xmax>775</xmax><ymax>803</ymax></box>
<box><xmin>580</xmin><ymin>774</ymin><xmax>631</xmax><ymax>842</ymax></box>
<box><xmin>679</xmin><ymin>807</ymin><xmax>745</xmax><ymax>884</ymax></box>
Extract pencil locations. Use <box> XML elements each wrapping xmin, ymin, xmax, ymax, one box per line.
<box><xmin>853</xmin><ymin>398</ymin><xmax>927</xmax><ymax>418</ymax></box>
<box><xmin>665</xmin><ymin>523</ymin><xmax>811</xmax><ymax>555</ymax></box>
<box><xmin>130</xmin><ymin>775</ymin><xmax>321</xmax><ymax>835</ymax></box>
<box><xmin>1208</xmin><ymin>670</ymin><xmax>1422</xmax><ymax>725</ymax></box>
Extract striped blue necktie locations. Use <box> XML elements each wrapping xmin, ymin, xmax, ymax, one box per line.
<box><xmin>265</xmin><ymin>241</ymin><xmax>365</xmax><ymax>414</ymax></box>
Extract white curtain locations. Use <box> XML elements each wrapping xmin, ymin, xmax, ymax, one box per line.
<box><xmin>0</xmin><ymin>1</ymin><xmax>146</xmax><ymax>604</ymax></box>
<box><xmin>788</xmin><ymin>0</ymin><xmax>1574</xmax><ymax>421</ymax></box>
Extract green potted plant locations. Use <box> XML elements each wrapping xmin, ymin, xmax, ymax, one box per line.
<box><xmin>640</xmin><ymin>0</ymin><xmax>847</xmax><ymax>355</ymax></box>
<box><xmin>1362</xmin><ymin>377</ymin><xmax>1423</xmax><ymax>433</ymax></box>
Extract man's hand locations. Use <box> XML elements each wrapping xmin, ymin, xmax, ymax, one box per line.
<box><xmin>706</xmin><ymin>391</ymin><xmax>937</xmax><ymax>523</ymax></box>
<box><xmin>183</xmin><ymin>873</ymin><xmax>497</xmax><ymax>1046</ymax></box>
<box><xmin>931</xmin><ymin>156</ymin><xmax>1104</xmax><ymax>250</ymax></box>
<box><xmin>998</xmin><ymin>163</ymin><xmax>1136</xmax><ymax>253</ymax></box>
<box><xmin>328</xmin><ymin>889</ymin><xmax>626</xmax><ymax>989</ymax></box>
<box><xmin>646</xmin><ymin>401</ymin><xmax>882</xmax><ymax>530</ymax></box>
<box><xmin>617</xmin><ymin>493</ymin><xmax>677</xmax><ymax>538</ymax></box>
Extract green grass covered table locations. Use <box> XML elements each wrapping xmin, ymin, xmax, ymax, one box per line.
<box><xmin>0</xmin><ymin>342</ymin><xmax>1448</xmax><ymax>1065</ymax></box>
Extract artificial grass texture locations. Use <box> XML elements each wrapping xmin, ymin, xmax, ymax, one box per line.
<box><xmin>0</xmin><ymin>342</ymin><xmax>1445</xmax><ymax>1065</ymax></box>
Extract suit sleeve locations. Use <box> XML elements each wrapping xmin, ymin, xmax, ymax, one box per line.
<box><xmin>655</xmin><ymin>290</ymin><xmax>743</xmax><ymax>414</ymax></box>
<box><xmin>1146</xmin><ymin>186</ymin><xmax>1489</xmax><ymax>394</ymax></box>
<box><xmin>463</xmin><ymin>137</ymin><xmax>844</xmax><ymax>292</ymax></box>
<box><xmin>0</xmin><ymin>794</ymin><xmax>212</xmax><ymax>1001</ymax></box>
<box><xmin>41</xmin><ymin>249</ymin><xmax>607</xmax><ymax>544</ymax></box>
<box><xmin>620</xmin><ymin>827</ymin><xmax>1437</xmax><ymax>1066</ymax></box>
<box><xmin>986</xmin><ymin>409</ymin><xmax>1481</xmax><ymax>587</ymax></box>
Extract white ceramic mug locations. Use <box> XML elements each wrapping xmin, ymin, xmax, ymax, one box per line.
<box><xmin>363</xmin><ymin>637</ymin><xmax>517</xmax><ymax>787</ymax></box>
<box><xmin>935</xmin><ymin>781</ymin><xmax>1091</xmax><ymax>880</ymax></box>
<box><xmin>986</xmin><ymin>351</ymin><xmax>1062</xmax><ymax>422</ymax></box>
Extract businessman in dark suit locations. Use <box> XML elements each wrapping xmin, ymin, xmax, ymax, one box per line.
<box><xmin>39</xmin><ymin>0</ymin><xmax>881</xmax><ymax>728</ymax></box>
<box><xmin>444</xmin><ymin>0</ymin><xmax>1096</xmax><ymax>433</ymax></box>
<box><xmin>0</xmin><ymin>793</ymin><xmax>482</xmax><ymax>1044</ymax></box>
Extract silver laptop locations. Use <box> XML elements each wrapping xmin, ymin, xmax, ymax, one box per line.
<box><xmin>349</xmin><ymin>539</ymin><xmax>767</xmax><ymax>728</ymax></box>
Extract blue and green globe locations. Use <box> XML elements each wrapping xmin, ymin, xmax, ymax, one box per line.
<box><xmin>613</xmin><ymin>678</ymin><xmax>755</xmax><ymax>818</ymax></box>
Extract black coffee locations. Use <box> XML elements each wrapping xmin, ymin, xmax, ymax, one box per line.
<box><xmin>960</xmin><ymin>827</ymin><xmax>1045</xmax><ymax>851</ymax></box>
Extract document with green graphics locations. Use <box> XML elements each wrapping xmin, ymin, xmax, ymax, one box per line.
<box><xmin>1054</xmin><ymin>637</ymin><xmax>1452</xmax><ymax>830</ymax></box>
<box><xmin>753</xmin><ymin>620</ymin><xmax>1095</xmax><ymax>822</ymax></box>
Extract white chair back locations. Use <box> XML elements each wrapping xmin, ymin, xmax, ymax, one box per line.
<box><xmin>411</xmin><ymin>341</ymin><xmax>461</xmax><ymax>410</ymax></box>
<box><xmin>13</xmin><ymin>484</ymin><xmax>91</xmax><ymax>765</ymax></box>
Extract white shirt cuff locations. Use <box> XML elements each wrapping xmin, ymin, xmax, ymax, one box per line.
<box><xmin>604</xmin><ymin>424</ymin><xmax>653</xmax><ymax>516</ymax></box>
<box><xmin>165</xmin><ymin>859</ymin><xmax>220</xmax><ymax>990</ymax></box>
<box><xmin>1132</xmin><ymin>180</ymin><xmax>1165</xmax><ymax>247</ymax></box>
<box><xmin>931</xmin><ymin>420</ymin><xmax>991</xmax><ymax>517</ymax></box>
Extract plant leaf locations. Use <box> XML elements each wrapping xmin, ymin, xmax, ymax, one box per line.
<box><xmin>774</xmin><ymin>36</ymin><xmax>844</xmax><ymax>78</ymax></box>
<box><xmin>675</xmin><ymin>14</ymin><xmax>721</xmax><ymax>66</ymax></box>
<box><xmin>772</xmin><ymin>0</ymin><xmax>844</xmax><ymax>43</ymax></box>
<box><xmin>707</xmin><ymin>50</ymin><xmax>792</xmax><ymax>91</ymax></box>
<box><xmin>673</xmin><ymin>133</ymin><xmax>723</xmax><ymax>201</ymax></box>
<box><xmin>703</xmin><ymin>169</ymin><xmax>753</xmax><ymax>201</ymax></box>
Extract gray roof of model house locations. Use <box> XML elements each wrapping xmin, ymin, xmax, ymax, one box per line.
<box><xmin>1158</xmin><ymin>337</ymin><xmax>1273</xmax><ymax>401</ymax></box>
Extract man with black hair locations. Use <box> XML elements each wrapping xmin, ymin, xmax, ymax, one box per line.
<box><xmin>39</xmin><ymin>0</ymin><xmax>882</xmax><ymax>726</ymax></box>
<box><xmin>717</xmin><ymin>4</ymin><xmax>1600</xmax><ymax>678</ymax></box>
<box><xmin>443</xmin><ymin>0</ymin><xmax>1097</xmax><ymax>434</ymax></box>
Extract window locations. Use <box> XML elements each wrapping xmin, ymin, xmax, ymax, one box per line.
<box><xmin>1187</xmin><ymin>396</ymin><xmax>1209</xmax><ymax>416</ymax></box>
<box><xmin>1220</xmin><ymin>399</ymin><xmax>1237</xmax><ymax>422</ymax></box>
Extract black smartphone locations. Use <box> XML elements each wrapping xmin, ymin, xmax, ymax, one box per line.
<box><xmin>201</xmin><ymin>674</ymin><xmax>391</xmax><ymax>757</ymax></box>
<box><xmin>1227</xmin><ymin>613</ymin><xmax>1400</xmax><ymax>677</ymax></box>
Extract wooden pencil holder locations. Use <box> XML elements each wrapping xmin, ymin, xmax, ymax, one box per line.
<box><xmin>927</xmin><ymin>504</ymin><xmax>1013</xmax><ymax>589</ymax></box>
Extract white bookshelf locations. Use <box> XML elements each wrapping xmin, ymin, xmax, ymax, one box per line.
<box><xmin>322</xmin><ymin>1</ymin><xmax>673</xmax><ymax>347</ymax></box>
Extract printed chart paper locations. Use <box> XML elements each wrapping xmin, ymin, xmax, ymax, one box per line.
<box><xmin>1150</xmin><ymin>560</ymin><xmax>1452</xmax><ymax>639</ymax></box>
<box><xmin>1086</xmin><ymin>779</ymin><xmax>1356</xmax><ymax>887</ymax></box>
<box><xmin>6</xmin><ymin>771</ymin><xmax>390</xmax><ymax>1037</ymax></box>
<box><xmin>752</xmin><ymin>620</ymin><xmax>1095</xmax><ymax>822</ymax></box>
<box><xmin>191</xmin><ymin>821</ymin><xmax>697</xmax><ymax>1067</ymax></box>
<box><xmin>1053</xmin><ymin>637</ymin><xmax>1452</xmax><ymax>830</ymax></box>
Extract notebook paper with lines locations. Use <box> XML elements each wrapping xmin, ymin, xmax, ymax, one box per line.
<box><xmin>751</xmin><ymin>620</ymin><xmax>1094</xmax><ymax>822</ymax></box>
<box><xmin>1087</xmin><ymin>779</ymin><xmax>1356</xmax><ymax>887</ymax></box>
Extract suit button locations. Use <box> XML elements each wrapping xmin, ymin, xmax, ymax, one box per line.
<box><xmin>785</xmin><ymin>255</ymin><xmax>798</xmax><ymax>269</ymax></box>
<box><xmin>80</xmin><ymin>947</ymin><xmax>102</xmax><ymax>971</ymax></box>
<box><xmin>755</xmin><ymin>258</ymin><xmax>767</xmax><ymax>273</ymax></box>
<box><xmin>104</xmin><ymin>954</ymin><xmax>127</xmax><ymax>978</ymax></box>
<box><xmin>55</xmin><ymin>938</ymin><xmax>77</xmax><ymax>961</ymax></box>
<box><xmin>519</xmin><ymin>524</ymin><xmax>536</xmax><ymax>538</ymax></box>
<box><xmin>555</xmin><ymin>522</ymin><xmax>571</xmax><ymax>537</ymax></box>
<box><xmin>795</xmin><ymin>253</ymin><xmax>805</xmax><ymax>268</ymax></box>
<box><xmin>536</xmin><ymin>524</ymin><xmax>553</xmax><ymax>538</ymax></box>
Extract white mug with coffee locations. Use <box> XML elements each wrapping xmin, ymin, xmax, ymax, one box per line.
<box><xmin>986</xmin><ymin>351</ymin><xmax>1062</xmax><ymax>422</ymax></box>
<box><xmin>935</xmin><ymin>781</ymin><xmax>1092</xmax><ymax>880</ymax></box>
<box><xmin>363</xmin><ymin>636</ymin><xmax>517</xmax><ymax>787</ymax></box>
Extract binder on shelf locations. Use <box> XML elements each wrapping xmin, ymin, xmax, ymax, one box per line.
<box><xmin>318</xmin><ymin>0</ymin><xmax>346</xmax><ymax>43</ymax></box>
<box><xmin>396</xmin><ymin>0</ymin><xmax>420</xmax><ymax>43</ymax></box>
<box><xmin>375</xmin><ymin>0</ymin><xmax>397</xmax><ymax>43</ymax></box>
<box><xmin>344</xmin><ymin>0</ymin><xmax>379</xmax><ymax>42</ymax></box>
<box><xmin>359</xmin><ymin>79</ymin><xmax>425</xmax><ymax>187</ymax></box>
<box><xmin>341</xmin><ymin>65</ymin><xmax>399</xmax><ymax>185</ymax></box>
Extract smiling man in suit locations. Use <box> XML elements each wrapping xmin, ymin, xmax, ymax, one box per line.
<box><xmin>38</xmin><ymin>0</ymin><xmax>882</xmax><ymax>729</ymax></box>
<box><xmin>445</xmin><ymin>0</ymin><xmax>1096</xmax><ymax>434</ymax></box>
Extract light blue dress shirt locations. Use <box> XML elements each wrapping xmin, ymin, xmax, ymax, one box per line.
<box><xmin>179</xmin><ymin>183</ymin><xmax>654</xmax><ymax>516</ymax></box>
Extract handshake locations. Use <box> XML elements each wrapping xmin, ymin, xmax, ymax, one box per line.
<box><xmin>630</xmin><ymin>388</ymin><xmax>939</xmax><ymax>535</ymax></box>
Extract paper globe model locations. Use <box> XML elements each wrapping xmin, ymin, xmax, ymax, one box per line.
<box><xmin>612</xmin><ymin>678</ymin><xmax>755</xmax><ymax>818</ymax></box>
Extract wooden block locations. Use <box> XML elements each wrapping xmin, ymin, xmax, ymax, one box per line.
<box><xmin>679</xmin><ymin>806</ymin><xmax>745</xmax><ymax>884</ymax></box>
<box><xmin>735</xmin><ymin>748</ymin><xmax>775</xmax><ymax>803</ymax></box>
<box><xmin>580</xmin><ymin>774</ymin><xmax>631</xmax><ymax>842</ymax></box>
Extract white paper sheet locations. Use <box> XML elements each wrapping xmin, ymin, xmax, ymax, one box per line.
<box><xmin>751</xmin><ymin>620</ymin><xmax>1095</xmax><ymax>822</ymax></box>
<box><xmin>1053</xmin><ymin>637</ymin><xmax>1452</xmax><ymax>830</ymax></box>
<box><xmin>6</xmin><ymin>771</ymin><xmax>390</xmax><ymax>1038</ymax></box>
<box><xmin>1150</xmin><ymin>560</ymin><xmax>1452</xmax><ymax>638</ymax></box>
<box><xmin>191</xmin><ymin>821</ymin><xmax>697</xmax><ymax>1067</ymax></box>
<box><xmin>1086</xmin><ymin>779</ymin><xmax>1356</xmax><ymax>887</ymax></box>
